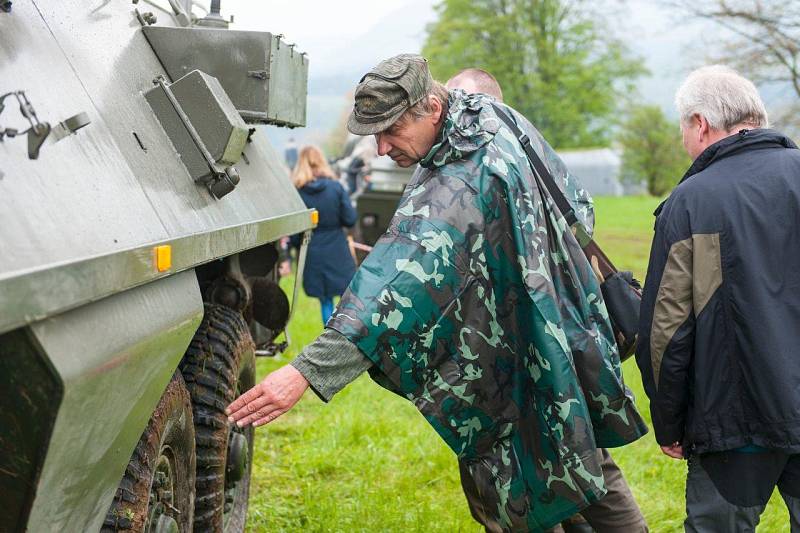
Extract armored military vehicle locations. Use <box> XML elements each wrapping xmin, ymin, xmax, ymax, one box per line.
<box><xmin>0</xmin><ymin>1</ymin><xmax>313</xmax><ymax>531</ymax></box>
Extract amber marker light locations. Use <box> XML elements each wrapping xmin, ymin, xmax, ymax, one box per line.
<box><xmin>155</xmin><ymin>245</ymin><xmax>172</xmax><ymax>272</ymax></box>
<box><xmin>311</xmin><ymin>210</ymin><xmax>319</xmax><ymax>226</ymax></box>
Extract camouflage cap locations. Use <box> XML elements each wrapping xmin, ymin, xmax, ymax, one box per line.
<box><xmin>347</xmin><ymin>54</ymin><xmax>433</xmax><ymax>136</ymax></box>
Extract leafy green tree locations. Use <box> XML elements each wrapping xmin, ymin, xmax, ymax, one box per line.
<box><xmin>618</xmin><ymin>105</ymin><xmax>691</xmax><ymax>196</ymax></box>
<box><xmin>422</xmin><ymin>0</ymin><xmax>645</xmax><ymax>148</ymax></box>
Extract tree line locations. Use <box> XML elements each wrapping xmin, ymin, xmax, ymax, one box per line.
<box><xmin>422</xmin><ymin>0</ymin><xmax>796</xmax><ymax>196</ymax></box>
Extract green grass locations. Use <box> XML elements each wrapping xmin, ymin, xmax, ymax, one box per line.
<box><xmin>246</xmin><ymin>195</ymin><xmax>789</xmax><ymax>532</ymax></box>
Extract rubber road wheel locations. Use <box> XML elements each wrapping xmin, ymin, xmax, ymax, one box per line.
<box><xmin>103</xmin><ymin>372</ymin><xmax>196</xmax><ymax>532</ymax></box>
<box><xmin>181</xmin><ymin>304</ymin><xmax>256</xmax><ymax>532</ymax></box>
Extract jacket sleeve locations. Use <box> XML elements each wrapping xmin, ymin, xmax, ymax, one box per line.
<box><xmin>338</xmin><ymin>183</ymin><xmax>357</xmax><ymax>228</ymax></box>
<box><xmin>636</xmin><ymin>196</ymin><xmax>695</xmax><ymax>446</ymax></box>
<box><xmin>291</xmin><ymin>328</ymin><xmax>372</xmax><ymax>402</ymax></box>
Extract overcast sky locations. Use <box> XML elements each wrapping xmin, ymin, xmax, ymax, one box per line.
<box><xmin>215</xmin><ymin>0</ymin><xmax>695</xmax><ymax>102</ymax></box>
<box><xmin>223</xmin><ymin>0</ymin><xmax>430</xmax><ymax>73</ymax></box>
<box><xmin>224</xmin><ymin>0</ymin><xmax>416</xmax><ymax>37</ymax></box>
<box><xmin>190</xmin><ymin>1</ymin><xmax>797</xmax><ymax>146</ymax></box>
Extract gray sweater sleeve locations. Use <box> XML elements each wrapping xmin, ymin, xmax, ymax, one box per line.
<box><xmin>290</xmin><ymin>328</ymin><xmax>372</xmax><ymax>402</ymax></box>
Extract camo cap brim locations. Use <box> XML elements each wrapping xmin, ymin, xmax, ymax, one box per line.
<box><xmin>347</xmin><ymin>54</ymin><xmax>433</xmax><ymax>136</ymax></box>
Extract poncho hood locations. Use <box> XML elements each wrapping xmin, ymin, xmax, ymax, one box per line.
<box><xmin>329</xmin><ymin>91</ymin><xmax>646</xmax><ymax>531</ymax></box>
<box><xmin>420</xmin><ymin>89</ymin><xmax>499</xmax><ymax>168</ymax></box>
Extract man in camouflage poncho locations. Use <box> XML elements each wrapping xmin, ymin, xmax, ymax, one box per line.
<box><xmin>445</xmin><ymin>68</ymin><xmax>647</xmax><ymax>533</ymax></box>
<box><xmin>227</xmin><ymin>54</ymin><xmax>647</xmax><ymax>531</ymax></box>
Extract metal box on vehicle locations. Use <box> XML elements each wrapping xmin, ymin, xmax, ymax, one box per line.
<box><xmin>143</xmin><ymin>26</ymin><xmax>309</xmax><ymax>127</ymax></box>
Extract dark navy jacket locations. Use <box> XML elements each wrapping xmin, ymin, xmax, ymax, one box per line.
<box><xmin>294</xmin><ymin>178</ymin><xmax>357</xmax><ymax>299</ymax></box>
<box><xmin>637</xmin><ymin>129</ymin><xmax>800</xmax><ymax>454</ymax></box>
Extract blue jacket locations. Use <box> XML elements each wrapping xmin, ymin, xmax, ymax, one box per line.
<box><xmin>637</xmin><ymin>129</ymin><xmax>800</xmax><ymax>454</ymax></box>
<box><xmin>294</xmin><ymin>178</ymin><xmax>357</xmax><ymax>299</ymax></box>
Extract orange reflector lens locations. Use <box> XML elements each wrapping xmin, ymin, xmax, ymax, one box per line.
<box><xmin>155</xmin><ymin>245</ymin><xmax>172</xmax><ymax>272</ymax></box>
<box><xmin>311</xmin><ymin>210</ymin><xmax>319</xmax><ymax>225</ymax></box>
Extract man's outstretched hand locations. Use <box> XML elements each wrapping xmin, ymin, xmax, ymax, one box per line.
<box><xmin>226</xmin><ymin>364</ymin><xmax>309</xmax><ymax>427</ymax></box>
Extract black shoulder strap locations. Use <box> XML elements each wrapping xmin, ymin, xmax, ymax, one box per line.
<box><xmin>491</xmin><ymin>103</ymin><xmax>579</xmax><ymax>228</ymax></box>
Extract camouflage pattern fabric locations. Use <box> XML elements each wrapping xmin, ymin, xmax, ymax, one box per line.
<box><xmin>328</xmin><ymin>91</ymin><xmax>647</xmax><ymax>531</ymax></box>
<box><xmin>407</xmin><ymin>97</ymin><xmax>595</xmax><ymax>240</ymax></box>
<box><xmin>523</xmin><ymin>120</ymin><xmax>595</xmax><ymax>239</ymax></box>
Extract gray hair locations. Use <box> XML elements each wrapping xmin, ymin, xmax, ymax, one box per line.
<box><xmin>675</xmin><ymin>65</ymin><xmax>768</xmax><ymax>131</ymax></box>
<box><xmin>405</xmin><ymin>81</ymin><xmax>450</xmax><ymax>120</ymax></box>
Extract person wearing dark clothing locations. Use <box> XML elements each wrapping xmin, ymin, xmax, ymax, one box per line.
<box><xmin>637</xmin><ymin>65</ymin><xmax>800</xmax><ymax>532</ymax></box>
<box><xmin>290</xmin><ymin>145</ymin><xmax>357</xmax><ymax>325</ymax></box>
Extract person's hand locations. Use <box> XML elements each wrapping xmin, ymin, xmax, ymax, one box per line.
<box><xmin>225</xmin><ymin>365</ymin><xmax>309</xmax><ymax>427</ymax></box>
<box><xmin>660</xmin><ymin>442</ymin><xmax>684</xmax><ymax>459</ymax></box>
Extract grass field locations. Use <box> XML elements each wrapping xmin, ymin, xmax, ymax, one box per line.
<box><xmin>246</xmin><ymin>196</ymin><xmax>789</xmax><ymax>532</ymax></box>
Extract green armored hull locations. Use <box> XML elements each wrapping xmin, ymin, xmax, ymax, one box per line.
<box><xmin>0</xmin><ymin>1</ymin><xmax>312</xmax><ymax>530</ymax></box>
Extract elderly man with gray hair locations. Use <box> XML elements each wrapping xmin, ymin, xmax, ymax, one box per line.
<box><xmin>636</xmin><ymin>65</ymin><xmax>800</xmax><ymax>531</ymax></box>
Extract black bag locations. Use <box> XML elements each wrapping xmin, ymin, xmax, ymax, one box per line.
<box><xmin>492</xmin><ymin>104</ymin><xmax>641</xmax><ymax>360</ymax></box>
<box><xmin>599</xmin><ymin>271</ymin><xmax>641</xmax><ymax>360</ymax></box>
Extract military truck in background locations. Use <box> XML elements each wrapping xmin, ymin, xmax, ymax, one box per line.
<box><xmin>353</xmin><ymin>155</ymin><xmax>414</xmax><ymax>250</ymax></box>
<box><xmin>0</xmin><ymin>1</ymin><xmax>313</xmax><ymax>531</ymax></box>
<box><xmin>331</xmin><ymin>133</ymin><xmax>413</xmax><ymax>260</ymax></box>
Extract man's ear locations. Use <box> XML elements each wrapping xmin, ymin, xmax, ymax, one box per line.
<box><xmin>696</xmin><ymin>114</ymin><xmax>711</xmax><ymax>139</ymax></box>
<box><xmin>429</xmin><ymin>96</ymin><xmax>444</xmax><ymax>125</ymax></box>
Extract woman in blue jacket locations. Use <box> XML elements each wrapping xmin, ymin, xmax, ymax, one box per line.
<box><xmin>291</xmin><ymin>146</ymin><xmax>357</xmax><ymax>325</ymax></box>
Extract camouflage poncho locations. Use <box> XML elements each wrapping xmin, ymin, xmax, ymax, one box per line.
<box><xmin>328</xmin><ymin>92</ymin><xmax>646</xmax><ymax>531</ymax></box>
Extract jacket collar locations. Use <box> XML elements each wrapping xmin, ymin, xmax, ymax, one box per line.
<box><xmin>655</xmin><ymin>129</ymin><xmax>797</xmax><ymax>216</ymax></box>
<box><xmin>681</xmin><ymin>128</ymin><xmax>796</xmax><ymax>183</ymax></box>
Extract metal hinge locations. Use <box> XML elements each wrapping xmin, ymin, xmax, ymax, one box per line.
<box><xmin>247</xmin><ymin>70</ymin><xmax>269</xmax><ymax>80</ymax></box>
<box><xmin>0</xmin><ymin>90</ymin><xmax>51</xmax><ymax>159</ymax></box>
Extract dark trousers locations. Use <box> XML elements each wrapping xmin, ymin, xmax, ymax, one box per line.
<box><xmin>460</xmin><ymin>448</ymin><xmax>647</xmax><ymax>532</ymax></box>
<box><xmin>685</xmin><ymin>452</ymin><xmax>800</xmax><ymax>532</ymax></box>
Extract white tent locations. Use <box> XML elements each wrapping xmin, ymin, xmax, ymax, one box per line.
<box><xmin>557</xmin><ymin>148</ymin><xmax>626</xmax><ymax>196</ymax></box>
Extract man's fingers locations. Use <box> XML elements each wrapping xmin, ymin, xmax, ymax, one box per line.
<box><xmin>236</xmin><ymin>404</ymin><xmax>280</xmax><ymax>428</ymax></box>
<box><xmin>227</xmin><ymin>391</ymin><xmax>274</xmax><ymax>424</ymax></box>
<box><xmin>252</xmin><ymin>408</ymin><xmax>286</xmax><ymax>427</ymax></box>
<box><xmin>225</xmin><ymin>364</ymin><xmax>309</xmax><ymax>428</ymax></box>
<box><xmin>226</xmin><ymin>384</ymin><xmax>263</xmax><ymax>415</ymax></box>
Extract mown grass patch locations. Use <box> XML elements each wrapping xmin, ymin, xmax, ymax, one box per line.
<box><xmin>247</xmin><ymin>195</ymin><xmax>788</xmax><ymax>532</ymax></box>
